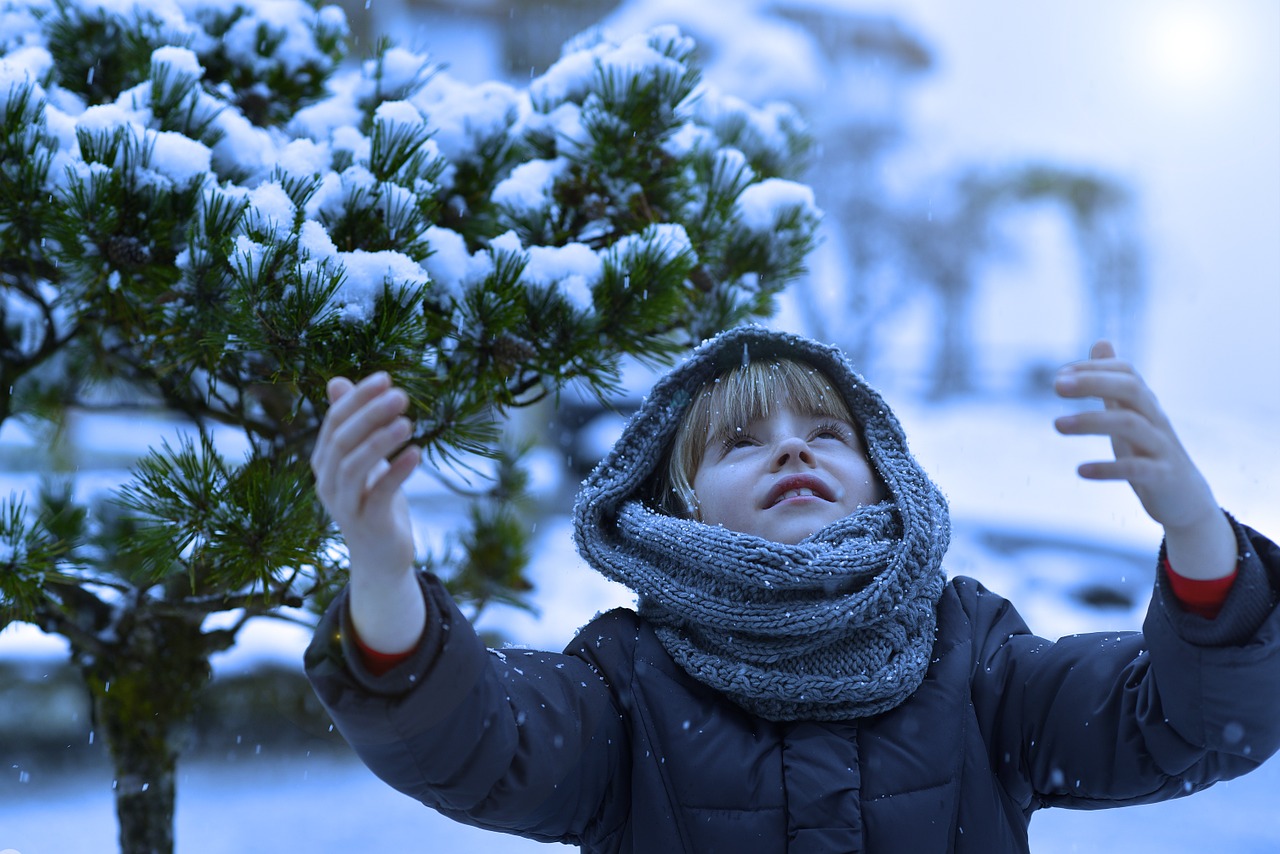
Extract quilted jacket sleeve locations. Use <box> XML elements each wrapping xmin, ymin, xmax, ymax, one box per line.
<box><xmin>969</xmin><ymin>517</ymin><xmax>1280</xmax><ymax>811</ymax></box>
<box><xmin>304</xmin><ymin>572</ymin><xmax>632</xmax><ymax>845</ymax></box>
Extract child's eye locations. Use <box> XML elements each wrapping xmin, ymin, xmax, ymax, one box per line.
<box><xmin>719</xmin><ymin>429</ymin><xmax>757</xmax><ymax>452</ymax></box>
<box><xmin>811</xmin><ymin>422</ymin><xmax>849</xmax><ymax>442</ymax></box>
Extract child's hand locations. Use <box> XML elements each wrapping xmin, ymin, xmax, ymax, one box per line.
<box><xmin>1052</xmin><ymin>341</ymin><xmax>1213</xmax><ymax>529</ymax></box>
<box><xmin>311</xmin><ymin>372</ymin><xmax>421</xmax><ymax>583</ymax></box>
<box><xmin>1053</xmin><ymin>341</ymin><xmax>1235</xmax><ymax>580</ymax></box>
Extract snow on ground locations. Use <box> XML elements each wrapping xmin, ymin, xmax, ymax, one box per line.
<box><xmin>1</xmin><ymin>748</ymin><xmax>1277</xmax><ymax>854</ymax></box>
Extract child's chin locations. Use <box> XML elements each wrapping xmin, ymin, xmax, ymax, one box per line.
<box><xmin>759</xmin><ymin>516</ymin><xmax>834</xmax><ymax>545</ymax></box>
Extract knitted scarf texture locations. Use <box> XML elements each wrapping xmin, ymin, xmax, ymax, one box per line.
<box><xmin>573</xmin><ymin>326</ymin><xmax>950</xmax><ymax>722</ymax></box>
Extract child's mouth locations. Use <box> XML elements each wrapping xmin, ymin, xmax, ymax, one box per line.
<box><xmin>765</xmin><ymin>477</ymin><xmax>833</xmax><ymax>508</ymax></box>
<box><xmin>775</xmin><ymin>487</ymin><xmax>819</xmax><ymax>504</ymax></box>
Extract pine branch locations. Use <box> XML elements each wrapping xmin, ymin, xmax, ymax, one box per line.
<box><xmin>4</xmin><ymin>10</ymin><xmax>821</xmax><ymax>630</ymax></box>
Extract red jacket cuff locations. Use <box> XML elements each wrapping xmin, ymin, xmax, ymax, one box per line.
<box><xmin>353</xmin><ymin>630</ymin><xmax>416</xmax><ymax>676</ymax></box>
<box><xmin>1164</xmin><ymin>558</ymin><xmax>1237</xmax><ymax>619</ymax></box>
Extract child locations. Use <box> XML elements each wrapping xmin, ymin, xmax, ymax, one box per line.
<box><xmin>306</xmin><ymin>325</ymin><xmax>1279</xmax><ymax>853</ymax></box>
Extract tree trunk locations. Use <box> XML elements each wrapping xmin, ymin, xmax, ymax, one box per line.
<box><xmin>106</xmin><ymin>723</ymin><xmax>177</xmax><ymax>854</ymax></box>
<box><xmin>75</xmin><ymin>608</ymin><xmax>211</xmax><ymax>854</ymax></box>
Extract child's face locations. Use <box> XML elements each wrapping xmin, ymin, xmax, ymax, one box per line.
<box><xmin>691</xmin><ymin>404</ymin><xmax>884</xmax><ymax>544</ymax></box>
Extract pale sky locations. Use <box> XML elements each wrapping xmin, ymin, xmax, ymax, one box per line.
<box><xmin>893</xmin><ymin>0</ymin><xmax>1280</xmax><ymax>415</ymax></box>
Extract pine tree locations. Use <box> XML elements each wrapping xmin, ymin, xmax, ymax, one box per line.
<box><xmin>0</xmin><ymin>1</ymin><xmax>820</xmax><ymax>850</ymax></box>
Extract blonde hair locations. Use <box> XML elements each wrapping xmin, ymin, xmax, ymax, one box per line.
<box><xmin>658</xmin><ymin>359</ymin><xmax>857</xmax><ymax>518</ymax></box>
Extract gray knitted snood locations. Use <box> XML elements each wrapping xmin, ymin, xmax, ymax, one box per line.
<box><xmin>572</xmin><ymin>326</ymin><xmax>950</xmax><ymax>722</ymax></box>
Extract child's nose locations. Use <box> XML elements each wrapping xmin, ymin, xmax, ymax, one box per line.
<box><xmin>772</xmin><ymin>435</ymin><xmax>815</xmax><ymax>469</ymax></box>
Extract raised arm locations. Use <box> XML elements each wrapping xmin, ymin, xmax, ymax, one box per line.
<box><xmin>1053</xmin><ymin>341</ymin><xmax>1237</xmax><ymax>580</ymax></box>
<box><xmin>306</xmin><ymin>374</ymin><xmax>633</xmax><ymax>845</ymax></box>
<box><xmin>310</xmin><ymin>372</ymin><xmax>426</xmax><ymax>654</ymax></box>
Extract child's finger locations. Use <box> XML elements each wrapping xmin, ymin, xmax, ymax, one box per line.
<box><xmin>1074</xmin><ymin>457</ymin><xmax>1160</xmax><ymax>482</ymax></box>
<box><xmin>316</xmin><ymin>374</ymin><xmax>387</xmax><ymax>454</ymax></box>
<box><xmin>365</xmin><ymin>444</ymin><xmax>421</xmax><ymax>506</ymax></box>
<box><xmin>328</xmin><ymin>388</ymin><xmax>409</xmax><ymax>462</ymax></box>
<box><xmin>1057</xmin><ymin>357</ymin><xmax>1138</xmax><ymax>379</ymax></box>
<box><xmin>312</xmin><ymin>375</ymin><xmax>404</xmax><ymax>497</ymax></box>
<box><xmin>1059</xmin><ymin>339</ymin><xmax>1130</xmax><ymax>376</ymax></box>
<box><xmin>1054</xmin><ymin>369</ymin><xmax>1170</xmax><ymax>430</ymax></box>
<box><xmin>346</xmin><ymin>415</ymin><xmax>413</xmax><ymax>485</ymax></box>
<box><xmin>329</xmin><ymin>407</ymin><xmax>410</xmax><ymax>487</ymax></box>
<box><xmin>327</xmin><ymin>376</ymin><xmax>355</xmax><ymax>404</ymax></box>
<box><xmin>316</xmin><ymin>375</ymin><xmax>397</xmax><ymax>459</ymax></box>
<box><xmin>327</xmin><ymin>373</ymin><xmax>392</xmax><ymax>426</ymax></box>
<box><xmin>1055</xmin><ymin>369</ymin><xmax>1151</xmax><ymax>406</ymax></box>
<box><xmin>1053</xmin><ymin>408</ymin><xmax>1168</xmax><ymax>455</ymax></box>
<box><xmin>313</xmin><ymin>378</ymin><xmax>358</xmax><ymax>475</ymax></box>
<box><xmin>319</xmin><ymin>415</ymin><xmax>412</xmax><ymax>521</ymax></box>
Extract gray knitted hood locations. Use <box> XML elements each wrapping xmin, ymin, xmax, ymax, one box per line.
<box><xmin>573</xmin><ymin>325</ymin><xmax>931</xmax><ymax>530</ymax></box>
<box><xmin>571</xmin><ymin>325</ymin><xmax>950</xmax><ymax>721</ymax></box>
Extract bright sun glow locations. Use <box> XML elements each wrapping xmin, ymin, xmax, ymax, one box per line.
<box><xmin>1139</xmin><ymin>5</ymin><xmax>1237</xmax><ymax>100</ymax></box>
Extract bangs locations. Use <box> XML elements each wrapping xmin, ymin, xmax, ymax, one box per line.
<box><xmin>690</xmin><ymin>359</ymin><xmax>854</xmax><ymax>450</ymax></box>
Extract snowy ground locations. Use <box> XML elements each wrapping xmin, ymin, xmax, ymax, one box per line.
<box><xmin>2</xmin><ymin>748</ymin><xmax>1279</xmax><ymax>854</ymax></box>
<box><xmin>2</xmin><ymin>393</ymin><xmax>1278</xmax><ymax>853</ymax></box>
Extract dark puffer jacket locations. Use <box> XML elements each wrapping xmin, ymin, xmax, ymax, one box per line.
<box><xmin>305</xmin><ymin>519</ymin><xmax>1280</xmax><ymax>854</ymax></box>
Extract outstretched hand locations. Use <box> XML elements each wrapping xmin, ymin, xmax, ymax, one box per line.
<box><xmin>1053</xmin><ymin>341</ymin><xmax>1236</xmax><ymax>580</ymax></box>
<box><xmin>1053</xmin><ymin>341</ymin><xmax>1212</xmax><ymax>529</ymax></box>
<box><xmin>311</xmin><ymin>372</ymin><xmax>422</xmax><ymax>603</ymax></box>
<box><xmin>311</xmin><ymin>373</ymin><xmax>427</xmax><ymax>652</ymax></box>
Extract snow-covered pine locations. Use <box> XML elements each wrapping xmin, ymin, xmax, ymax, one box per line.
<box><xmin>0</xmin><ymin>6</ymin><xmax>821</xmax><ymax>849</ymax></box>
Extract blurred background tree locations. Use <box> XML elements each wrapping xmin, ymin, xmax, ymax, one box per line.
<box><xmin>0</xmin><ymin>1</ymin><xmax>820</xmax><ymax>850</ymax></box>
